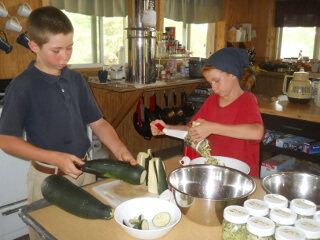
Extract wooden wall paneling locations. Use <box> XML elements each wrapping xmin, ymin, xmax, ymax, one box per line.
<box><xmin>0</xmin><ymin>0</ymin><xmax>44</xmax><ymax>79</ymax></box>
<box><xmin>155</xmin><ymin>0</ymin><xmax>165</xmax><ymax>32</ymax></box>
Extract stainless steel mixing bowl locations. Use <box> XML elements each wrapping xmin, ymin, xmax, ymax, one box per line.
<box><xmin>167</xmin><ymin>165</ymin><xmax>256</xmax><ymax>226</ymax></box>
<box><xmin>262</xmin><ymin>172</ymin><xmax>320</xmax><ymax>208</ymax></box>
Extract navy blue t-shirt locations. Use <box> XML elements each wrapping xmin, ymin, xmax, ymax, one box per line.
<box><xmin>0</xmin><ymin>61</ymin><xmax>103</xmax><ymax>158</ymax></box>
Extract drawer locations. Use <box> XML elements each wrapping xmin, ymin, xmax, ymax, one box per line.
<box><xmin>262</xmin><ymin>113</ymin><xmax>320</xmax><ymax>140</ymax></box>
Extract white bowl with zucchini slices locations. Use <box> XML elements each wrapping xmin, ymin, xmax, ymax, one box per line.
<box><xmin>114</xmin><ymin>197</ymin><xmax>181</xmax><ymax>239</ymax></box>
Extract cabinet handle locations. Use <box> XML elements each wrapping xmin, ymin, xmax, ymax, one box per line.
<box><xmin>284</xmin><ymin>125</ymin><xmax>302</xmax><ymax>131</ymax></box>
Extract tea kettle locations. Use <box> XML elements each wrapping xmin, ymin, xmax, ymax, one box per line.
<box><xmin>282</xmin><ymin>69</ymin><xmax>312</xmax><ymax>104</ymax></box>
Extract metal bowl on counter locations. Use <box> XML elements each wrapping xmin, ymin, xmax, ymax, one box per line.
<box><xmin>262</xmin><ymin>172</ymin><xmax>320</xmax><ymax>209</ymax></box>
<box><xmin>167</xmin><ymin>165</ymin><xmax>256</xmax><ymax>226</ymax></box>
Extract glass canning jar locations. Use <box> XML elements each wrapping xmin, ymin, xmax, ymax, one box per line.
<box><xmin>290</xmin><ymin>199</ymin><xmax>317</xmax><ymax>220</ymax></box>
<box><xmin>246</xmin><ymin>216</ymin><xmax>276</xmax><ymax>240</ymax></box>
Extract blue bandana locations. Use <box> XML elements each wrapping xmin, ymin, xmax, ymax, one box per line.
<box><xmin>204</xmin><ymin>48</ymin><xmax>256</xmax><ymax>79</ymax></box>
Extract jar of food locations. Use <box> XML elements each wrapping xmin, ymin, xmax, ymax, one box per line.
<box><xmin>244</xmin><ymin>199</ymin><xmax>269</xmax><ymax>217</ymax></box>
<box><xmin>295</xmin><ymin>218</ymin><xmax>320</xmax><ymax>240</ymax></box>
<box><xmin>247</xmin><ymin>216</ymin><xmax>276</xmax><ymax>240</ymax></box>
<box><xmin>290</xmin><ymin>199</ymin><xmax>317</xmax><ymax>220</ymax></box>
<box><xmin>270</xmin><ymin>208</ymin><xmax>297</xmax><ymax>229</ymax></box>
<box><xmin>222</xmin><ymin>205</ymin><xmax>250</xmax><ymax>240</ymax></box>
<box><xmin>275</xmin><ymin>226</ymin><xmax>306</xmax><ymax>240</ymax></box>
<box><xmin>314</xmin><ymin>211</ymin><xmax>320</xmax><ymax>223</ymax></box>
<box><xmin>264</xmin><ymin>194</ymin><xmax>288</xmax><ymax>209</ymax></box>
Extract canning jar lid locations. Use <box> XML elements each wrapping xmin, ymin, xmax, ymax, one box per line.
<box><xmin>246</xmin><ymin>216</ymin><xmax>275</xmax><ymax>237</ymax></box>
<box><xmin>270</xmin><ymin>207</ymin><xmax>297</xmax><ymax>226</ymax></box>
<box><xmin>244</xmin><ymin>199</ymin><xmax>269</xmax><ymax>217</ymax></box>
<box><xmin>264</xmin><ymin>194</ymin><xmax>288</xmax><ymax>209</ymax></box>
<box><xmin>295</xmin><ymin>218</ymin><xmax>320</xmax><ymax>239</ymax></box>
<box><xmin>223</xmin><ymin>205</ymin><xmax>250</xmax><ymax>224</ymax></box>
<box><xmin>275</xmin><ymin>226</ymin><xmax>306</xmax><ymax>240</ymax></box>
<box><xmin>314</xmin><ymin>211</ymin><xmax>320</xmax><ymax>223</ymax></box>
<box><xmin>290</xmin><ymin>199</ymin><xmax>317</xmax><ymax>217</ymax></box>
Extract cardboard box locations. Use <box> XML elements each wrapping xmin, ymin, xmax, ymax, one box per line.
<box><xmin>260</xmin><ymin>154</ymin><xmax>296</xmax><ymax>178</ymax></box>
<box><xmin>275</xmin><ymin>134</ymin><xmax>311</xmax><ymax>148</ymax></box>
<box><xmin>303</xmin><ymin>140</ymin><xmax>320</xmax><ymax>154</ymax></box>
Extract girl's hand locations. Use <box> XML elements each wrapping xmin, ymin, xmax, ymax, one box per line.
<box><xmin>150</xmin><ymin>120</ymin><xmax>167</xmax><ymax>136</ymax></box>
<box><xmin>189</xmin><ymin>119</ymin><xmax>213</xmax><ymax>142</ymax></box>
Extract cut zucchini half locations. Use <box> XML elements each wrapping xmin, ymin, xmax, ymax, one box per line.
<box><xmin>152</xmin><ymin>212</ymin><xmax>171</xmax><ymax>227</ymax></box>
<box><xmin>140</xmin><ymin>219</ymin><xmax>149</xmax><ymax>230</ymax></box>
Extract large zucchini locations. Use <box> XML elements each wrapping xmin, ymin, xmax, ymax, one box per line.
<box><xmin>41</xmin><ymin>175</ymin><xmax>114</xmax><ymax>219</ymax></box>
<box><xmin>81</xmin><ymin>159</ymin><xmax>146</xmax><ymax>185</ymax></box>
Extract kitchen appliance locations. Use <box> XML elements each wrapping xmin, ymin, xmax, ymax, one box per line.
<box><xmin>188</xmin><ymin>57</ymin><xmax>207</xmax><ymax>78</ymax></box>
<box><xmin>282</xmin><ymin>70</ymin><xmax>313</xmax><ymax>104</ymax></box>
<box><xmin>126</xmin><ymin>0</ymin><xmax>156</xmax><ymax>84</ymax></box>
<box><xmin>0</xmin><ymin>106</ymin><xmax>29</xmax><ymax>240</ymax></box>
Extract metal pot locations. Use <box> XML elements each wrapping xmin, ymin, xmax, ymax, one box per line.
<box><xmin>188</xmin><ymin>57</ymin><xmax>207</xmax><ymax>78</ymax></box>
<box><xmin>168</xmin><ymin>165</ymin><xmax>256</xmax><ymax>226</ymax></box>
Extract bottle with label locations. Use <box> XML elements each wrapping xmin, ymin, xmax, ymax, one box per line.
<box><xmin>269</xmin><ymin>208</ymin><xmax>297</xmax><ymax>229</ymax></box>
<box><xmin>290</xmin><ymin>199</ymin><xmax>317</xmax><ymax>220</ymax></box>
<box><xmin>246</xmin><ymin>216</ymin><xmax>276</xmax><ymax>240</ymax></box>
<box><xmin>275</xmin><ymin>226</ymin><xmax>306</xmax><ymax>240</ymax></box>
<box><xmin>295</xmin><ymin>218</ymin><xmax>320</xmax><ymax>240</ymax></box>
<box><xmin>222</xmin><ymin>205</ymin><xmax>250</xmax><ymax>240</ymax></box>
<box><xmin>263</xmin><ymin>194</ymin><xmax>288</xmax><ymax>209</ymax></box>
<box><xmin>244</xmin><ymin>199</ymin><xmax>269</xmax><ymax>217</ymax></box>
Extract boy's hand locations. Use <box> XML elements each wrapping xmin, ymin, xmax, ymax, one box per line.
<box><xmin>118</xmin><ymin>150</ymin><xmax>137</xmax><ymax>166</ymax></box>
<box><xmin>54</xmin><ymin>153</ymin><xmax>84</xmax><ymax>179</ymax></box>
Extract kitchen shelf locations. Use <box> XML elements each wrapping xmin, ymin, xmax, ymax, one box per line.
<box><xmin>261</xmin><ymin>144</ymin><xmax>320</xmax><ymax>163</ymax></box>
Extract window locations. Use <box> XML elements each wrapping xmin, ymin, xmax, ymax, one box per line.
<box><xmin>63</xmin><ymin>11</ymin><xmax>127</xmax><ymax>67</ymax></box>
<box><xmin>277</xmin><ymin>27</ymin><xmax>320</xmax><ymax>60</ymax></box>
<box><xmin>164</xmin><ymin>18</ymin><xmax>208</xmax><ymax>58</ymax></box>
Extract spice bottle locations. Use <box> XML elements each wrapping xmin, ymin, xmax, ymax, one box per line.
<box><xmin>222</xmin><ymin>205</ymin><xmax>250</xmax><ymax>240</ymax></box>
<box><xmin>290</xmin><ymin>199</ymin><xmax>317</xmax><ymax>220</ymax></box>
<box><xmin>295</xmin><ymin>218</ymin><xmax>320</xmax><ymax>240</ymax></box>
<box><xmin>246</xmin><ymin>216</ymin><xmax>276</xmax><ymax>240</ymax></box>
<box><xmin>275</xmin><ymin>226</ymin><xmax>306</xmax><ymax>240</ymax></box>
<box><xmin>244</xmin><ymin>199</ymin><xmax>269</xmax><ymax>217</ymax></box>
<box><xmin>264</xmin><ymin>194</ymin><xmax>288</xmax><ymax>209</ymax></box>
<box><xmin>269</xmin><ymin>207</ymin><xmax>297</xmax><ymax>229</ymax></box>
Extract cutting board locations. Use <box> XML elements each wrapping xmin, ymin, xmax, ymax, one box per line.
<box><xmin>92</xmin><ymin>180</ymin><xmax>158</xmax><ymax>207</ymax></box>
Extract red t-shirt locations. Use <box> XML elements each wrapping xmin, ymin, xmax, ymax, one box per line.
<box><xmin>190</xmin><ymin>91</ymin><xmax>264</xmax><ymax>177</ymax></box>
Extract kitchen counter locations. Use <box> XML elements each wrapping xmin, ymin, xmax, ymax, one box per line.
<box><xmin>19</xmin><ymin>156</ymin><xmax>266</xmax><ymax>240</ymax></box>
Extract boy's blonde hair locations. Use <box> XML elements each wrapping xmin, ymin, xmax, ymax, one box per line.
<box><xmin>27</xmin><ymin>6</ymin><xmax>73</xmax><ymax>47</ymax></box>
<box><xmin>202</xmin><ymin>66</ymin><xmax>256</xmax><ymax>91</ymax></box>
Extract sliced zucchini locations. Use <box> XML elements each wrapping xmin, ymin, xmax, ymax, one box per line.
<box><xmin>147</xmin><ymin>158</ymin><xmax>158</xmax><ymax>194</ymax></box>
<box><xmin>140</xmin><ymin>219</ymin><xmax>149</xmax><ymax>230</ymax></box>
<box><xmin>152</xmin><ymin>212</ymin><xmax>171</xmax><ymax>227</ymax></box>
<box><xmin>123</xmin><ymin>219</ymin><xmax>131</xmax><ymax>227</ymax></box>
<box><xmin>155</xmin><ymin>158</ymin><xmax>168</xmax><ymax>195</ymax></box>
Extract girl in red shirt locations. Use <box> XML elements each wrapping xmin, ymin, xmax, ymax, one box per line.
<box><xmin>150</xmin><ymin>48</ymin><xmax>264</xmax><ymax>177</ymax></box>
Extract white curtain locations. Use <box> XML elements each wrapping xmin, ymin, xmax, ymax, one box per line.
<box><xmin>165</xmin><ymin>0</ymin><xmax>223</xmax><ymax>24</ymax></box>
<box><xmin>50</xmin><ymin>0</ymin><xmax>127</xmax><ymax>17</ymax></box>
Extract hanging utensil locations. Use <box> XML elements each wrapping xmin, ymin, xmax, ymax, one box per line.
<box><xmin>163</xmin><ymin>91</ymin><xmax>176</xmax><ymax>125</ymax></box>
<box><xmin>172</xmin><ymin>89</ymin><xmax>186</xmax><ymax>125</ymax></box>
<box><xmin>181</xmin><ymin>88</ymin><xmax>195</xmax><ymax>118</ymax></box>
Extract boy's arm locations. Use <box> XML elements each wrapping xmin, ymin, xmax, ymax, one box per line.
<box><xmin>0</xmin><ymin>135</ymin><xmax>83</xmax><ymax>179</ymax></box>
<box><xmin>89</xmin><ymin>118</ymin><xmax>136</xmax><ymax>165</ymax></box>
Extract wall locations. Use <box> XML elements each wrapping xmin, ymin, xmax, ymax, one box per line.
<box><xmin>215</xmin><ymin>0</ymin><xmax>276</xmax><ymax>62</ymax></box>
<box><xmin>0</xmin><ymin>0</ymin><xmax>48</xmax><ymax>79</ymax></box>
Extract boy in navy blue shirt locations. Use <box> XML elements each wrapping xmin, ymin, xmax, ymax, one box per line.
<box><xmin>0</xmin><ymin>7</ymin><xmax>136</xmax><ymax>238</ymax></box>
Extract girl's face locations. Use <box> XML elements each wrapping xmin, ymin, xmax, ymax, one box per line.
<box><xmin>203</xmin><ymin>69</ymin><xmax>239</xmax><ymax>97</ymax></box>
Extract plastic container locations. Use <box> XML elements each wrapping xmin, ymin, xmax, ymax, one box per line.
<box><xmin>246</xmin><ymin>216</ymin><xmax>276</xmax><ymax>240</ymax></box>
<box><xmin>264</xmin><ymin>194</ymin><xmax>289</xmax><ymax>209</ymax></box>
<box><xmin>244</xmin><ymin>199</ymin><xmax>269</xmax><ymax>217</ymax></box>
<box><xmin>290</xmin><ymin>199</ymin><xmax>317</xmax><ymax>220</ymax></box>
<box><xmin>269</xmin><ymin>207</ymin><xmax>297</xmax><ymax>229</ymax></box>
<box><xmin>222</xmin><ymin>205</ymin><xmax>250</xmax><ymax>240</ymax></box>
<box><xmin>295</xmin><ymin>218</ymin><xmax>320</xmax><ymax>240</ymax></box>
<box><xmin>275</xmin><ymin>226</ymin><xmax>306</xmax><ymax>240</ymax></box>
